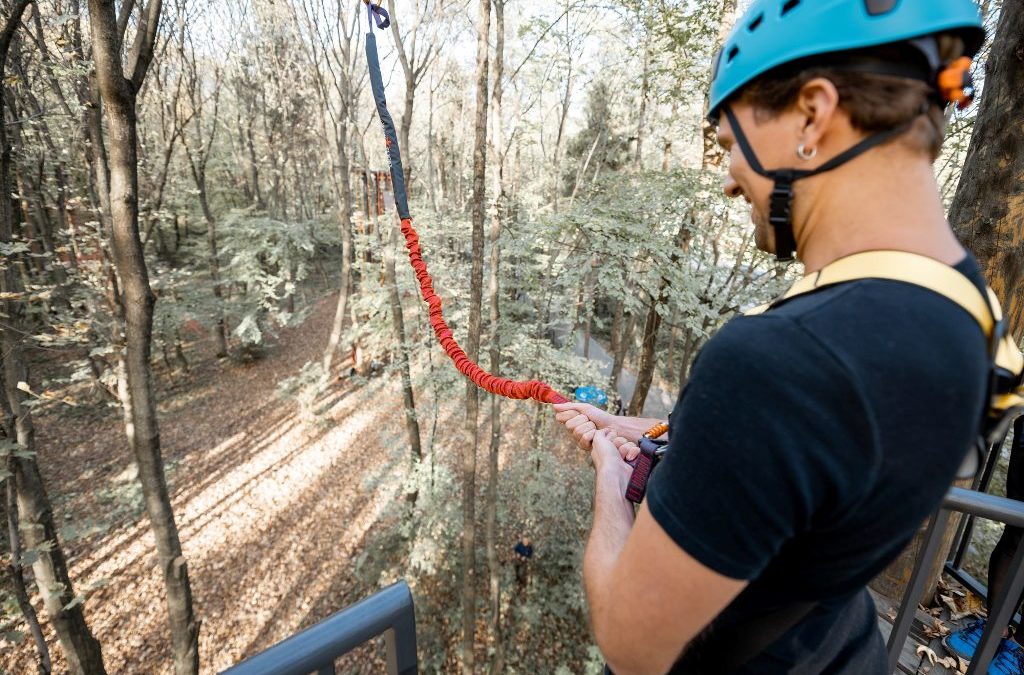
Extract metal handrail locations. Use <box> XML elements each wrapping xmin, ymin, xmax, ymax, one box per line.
<box><xmin>887</xmin><ymin>487</ymin><xmax>1024</xmax><ymax>675</ymax></box>
<box><xmin>220</xmin><ymin>580</ymin><xmax>418</xmax><ymax>675</ymax></box>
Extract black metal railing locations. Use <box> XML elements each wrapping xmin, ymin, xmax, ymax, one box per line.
<box><xmin>946</xmin><ymin>434</ymin><xmax>1019</xmax><ymax>607</ymax></box>
<box><xmin>887</xmin><ymin>487</ymin><xmax>1024</xmax><ymax>674</ymax></box>
<box><xmin>220</xmin><ymin>580</ymin><xmax>418</xmax><ymax>675</ymax></box>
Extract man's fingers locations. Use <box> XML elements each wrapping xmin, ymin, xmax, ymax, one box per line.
<box><xmin>555</xmin><ymin>409</ymin><xmax>580</xmax><ymax>423</ymax></box>
<box><xmin>581</xmin><ymin>428</ymin><xmax>597</xmax><ymax>443</ymax></box>
<box><xmin>565</xmin><ymin>413</ymin><xmax>591</xmax><ymax>431</ymax></box>
<box><xmin>611</xmin><ymin>435</ymin><xmax>640</xmax><ymax>461</ymax></box>
<box><xmin>553</xmin><ymin>401</ymin><xmax>593</xmax><ymax>415</ymax></box>
<box><xmin>573</xmin><ymin>421</ymin><xmax>596</xmax><ymax>439</ymax></box>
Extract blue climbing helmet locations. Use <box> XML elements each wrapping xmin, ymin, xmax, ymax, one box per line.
<box><xmin>708</xmin><ymin>0</ymin><xmax>986</xmax><ymax>121</ymax></box>
<box><xmin>706</xmin><ymin>0</ymin><xmax>985</xmax><ymax>261</ymax></box>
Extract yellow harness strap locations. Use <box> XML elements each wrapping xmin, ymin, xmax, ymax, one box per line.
<box><xmin>746</xmin><ymin>250</ymin><xmax>994</xmax><ymax>335</ymax></box>
<box><xmin>746</xmin><ymin>250</ymin><xmax>1024</xmax><ymax>452</ymax></box>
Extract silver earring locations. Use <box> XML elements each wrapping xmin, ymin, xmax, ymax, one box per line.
<box><xmin>796</xmin><ymin>144</ymin><xmax>817</xmax><ymax>160</ymax></box>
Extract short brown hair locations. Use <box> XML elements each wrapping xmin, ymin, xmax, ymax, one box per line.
<box><xmin>734</xmin><ymin>35</ymin><xmax>967</xmax><ymax>161</ymax></box>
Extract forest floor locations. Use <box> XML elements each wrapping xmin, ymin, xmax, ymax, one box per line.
<box><xmin>2</xmin><ymin>292</ymin><xmax>594</xmax><ymax>674</ymax></box>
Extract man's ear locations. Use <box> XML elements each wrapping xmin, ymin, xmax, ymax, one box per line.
<box><xmin>793</xmin><ymin>77</ymin><xmax>841</xmax><ymax>150</ymax></box>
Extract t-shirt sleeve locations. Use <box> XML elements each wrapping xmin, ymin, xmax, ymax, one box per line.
<box><xmin>646</xmin><ymin>315</ymin><xmax>875</xmax><ymax>581</ymax></box>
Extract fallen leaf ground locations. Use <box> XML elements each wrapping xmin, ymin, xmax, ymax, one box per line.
<box><xmin>2</xmin><ymin>290</ymin><xmax>596</xmax><ymax>674</ymax></box>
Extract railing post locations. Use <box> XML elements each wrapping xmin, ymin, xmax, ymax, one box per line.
<box><xmin>887</xmin><ymin>508</ymin><xmax>951</xmax><ymax>675</ymax></box>
<box><xmin>385</xmin><ymin>582</ymin><xmax>418</xmax><ymax>675</ymax></box>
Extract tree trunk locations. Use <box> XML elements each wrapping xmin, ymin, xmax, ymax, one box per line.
<box><xmin>628</xmin><ymin>294</ymin><xmax>661</xmax><ymax>416</ymax></box>
<box><xmin>383</xmin><ymin>218</ymin><xmax>422</xmax><ymax>480</ymax></box>
<box><xmin>0</xmin><ymin>5</ymin><xmax>107</xmax><ymax>672</ymax></box>
<box><xmin>462</xmin><ymin>0</ymin><xmax>491</xmax><ymax>668</ymax></box>
<box><xmin>6</xmin><ymin>467</ymin><xmax>52</xmax><ymax>675</ymax></box>
<box><xmin>634</xmin><ymin>32</ymin><xmax>650</xmax><ymax>170</ymax></box>
<box><xmin>948</xmin><ymin>1</ymin><xmax>1024</xmax><ymax>340</ymax></box>
<box><xmin>193</xmin><ymin>176</ymin><xmax>228</xmax><ymax>357</ymax></box>
<box><xmin>322</xmin><ymin>118</ymin><xmax>355</xmax><ymax>382</ymax></box>
<box><xmin>701</xmin><ymin>0</ymin><xmax>738</xmax><ymax>169</ymax></box>
<box><xmin>629</xmin><ymin>222</ymin><xmax>688</xmax><ymax>414</ymax></box>
<box><xmin>610</xmin><ymin>312</ymin><xmax>637</xmax><ymax>391</ymax></box>
<box><xmin>486</xmin><ymin>1</ymin><xmax>506</xmax><ymax>668</ymax></box>
<box><xmin>88</xmin><ymin>3</ymin><xmax>200</xmax><ymax>674</ymax></box>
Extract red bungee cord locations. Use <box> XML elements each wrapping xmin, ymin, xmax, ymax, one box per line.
<box><xmin>365</xmin><ymin>1</ymin><xmax>568</xmax><ymax>406</ymax></box>
<box><xmin>399</xmin><ymin>219</ymin><xmax>568</xmax><ymax>405</ymax></box>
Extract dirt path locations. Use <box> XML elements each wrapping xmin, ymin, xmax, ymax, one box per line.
<box><xmin>4</xmin><ymin>294</ymin><xmax>427</xmax><ymax>673</ymax></box>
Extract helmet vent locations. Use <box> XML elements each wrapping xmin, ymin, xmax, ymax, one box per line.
<box><xmin>781</xmin><ymin>0</ymin><xmax>800</xmax><ymax>16</ymax></box>
<box><xmin>864</xmin><ymin>0</ymin><xmax>898</xmax><ymax>15</ymax></box>
<box><xmin>727</xmin><ymin>45</ymin><xmax>740</xmax><ymax>62</ymax></box>
<box><xmin>747</xmin><ymin>13</ymin><xmax>764</xmax><ymax>31</ymax></box>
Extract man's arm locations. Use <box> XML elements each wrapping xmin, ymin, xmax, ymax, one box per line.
<box><xmin>583</xmin><ymin>431</ymin><xmax>747</xmax><ymax>675</ymax></box>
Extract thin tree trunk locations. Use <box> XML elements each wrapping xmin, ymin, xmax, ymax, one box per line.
<box><xmin>701</xmin><ymin>0</ymin><xmax>738</xmax><ymax>169</ymax></box>
<box><xmin>462</xmin><ymin>0</ymin><xmax>491</xmax><ymax>668</ymax></box>
<box><xmin>610</xmin><ymin>312</ymin><xmax>637</xmax><ymax>391</ymax></box>
<box><xmin>0</xmin><ymin>5</ymin><xmax>107</xmax><ymax>672</ymax></box>
<box><xmin>628</xmin><ymin>294</ymin><xmax>660</xmax><ymax>416</ymax></box>
<box><xmin>193</xmin><ymin>179</ymin><xmax>228</xmax><ymax>357</ymax></box>
<box><xmin>383</xmin><ymin>218</ymin><xmax>423</xmax><ymax>485</ymax></box>
<box><xmin>634</xmin><ymin>31</ymin><xmax>649</xmax><ymax>169</ymax></box>
<box><xmin>322</xmin><ymin>120</ymin><xmax>356</xmax><ymax>381</ymax></box>
<box><xmin>665</xmin><ymin>325</ymin><xmax>678</xmax><ymax>378</ymax></box>
<box><xmin>88</xmin><ymin>3</ymin><xmax>200</xmax><ymax>674</ymax></box>
<box><xmin>949</xmin><ymin>2</ymin><xmax>1024</xmax><ymax>340</ymax></box>
<box><xmin>486</xmin><ymin>0</ymin><xmax>506</xmax><ymax>668</ymax></box>
<box><xmin>6</xmin><ymin>466</ymin><xmax>51</xmax><ymax>675</ymax></box>
<box><xmin>628</xmin><ymin>222</ymin><xmax>688</xmax><ymax>414</ymax></box>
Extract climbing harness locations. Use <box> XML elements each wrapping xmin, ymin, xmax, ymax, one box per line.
<box><xmin>626</xmin><ymin>422</ymin><xmax>668</xmax><ymax>504</ymax></box>
<box><xmin>362</xmin><ymin>0</ymin><xmax>567</xmax><ymax>406</ymax></box>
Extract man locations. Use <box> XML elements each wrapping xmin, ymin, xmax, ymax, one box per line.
<box><xmin>513</xmin><ymin>535</ymin><xmax>534</xmax><ymax>588</ymax></box>
<box><xmin>555</xmin><ymin>1</ymin><xmax>991</xmax><ymax>673</ymax></box>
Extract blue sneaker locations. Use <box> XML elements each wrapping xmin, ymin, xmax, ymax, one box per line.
<box><xmin>943</xmin><ymin>620</ymin><xmax>1024</xmax><ymax>675</ymax></box>
<box><xmin>944</xmin><ymin>620</ymin><xmax>988</xmax><ymax>661</ymax></box>
<box><xmin>989</xmin><ymin>639</ymin><xmax>1024</xmax><ymax>675</ymax></box>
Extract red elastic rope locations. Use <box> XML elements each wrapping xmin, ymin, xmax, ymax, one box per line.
<box><xmin>399</xmin><ymin>218</ymin><xmax>568</xmax><ymax>405</ymax></box>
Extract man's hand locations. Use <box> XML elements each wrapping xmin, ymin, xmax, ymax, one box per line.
<box><xmin>592</xmin><ymin>429</ymin><xmax>633</xmax><ymax>492</ymax></box>
<box><xmin>554</xmin><ymin>402</ymin><xmax>640</xmax><ymax>460</ymax></box>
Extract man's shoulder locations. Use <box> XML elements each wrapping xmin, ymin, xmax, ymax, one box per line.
<box><xmin>696</xmin><ymin>310</ymin><xmax>844</xmax><ymax>383</ymax></box>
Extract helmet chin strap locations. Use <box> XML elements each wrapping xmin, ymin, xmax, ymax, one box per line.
<box><xmin>722</xmin><ymin>106</ymin><xmax>913</xmax><ymax>261</ymax></box>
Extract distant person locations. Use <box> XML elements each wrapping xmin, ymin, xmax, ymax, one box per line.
<box><xmin>513</xmin><ymin>536</ymin><xmax>533</xmax><ymax>587</ymax></box>
<box><xmin>554</xmin><ymin>1</ymin><xmax>997</xmax><ymax>673</ymax></box>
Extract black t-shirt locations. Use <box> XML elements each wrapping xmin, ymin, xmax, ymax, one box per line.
<box><xmin>647</xmin><ymin>256</ymin><xmax>990</xmax><ymax>674</ymax></box>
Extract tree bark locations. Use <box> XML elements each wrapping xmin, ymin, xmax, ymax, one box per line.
<box><xmin>701</xmin><ymin>0</ymin><xmax>738</xmax><ymax>169</ymax></box>
<box><xmin>486</xmin><ymin>0</ymin><xmax>506</xmax><ymax>669</ymax></box>
<box><xmin>6</xmin><ymin>465</ymin><xmax>52</xmax><ymax>675</ymax></box>
<box><xmin>182</xmin><ymin>135</ymin><xmax>228</xmax><ymax>356</ymax></box>
<box><xmin>634</xmin><ymin>31</ymin><xmax>650</xmax><ymax>170</ymax></box>
<box><xmin>383</xmin><ymin>218</ymin><xmax>423</xmax><ymax>479</ymax></box>
<box><xmin>629</xmin><ymin>222</ymin><xmax>688</xmax><ymax>414</ymax></box>
<box><xmin>628</xmin><ymin>294</ymin><xmax>661</xmax><ymax>416</ymax></box>
<box><xmin>610</xmin><ymin>311</ymin><xmax>637</xmax><ymax>391</ymax></box>
<box><xmin>87</xmin><ymin>3</ymin><xmax>200</xmax><ymax>674</ymax></box>
<box><xmin>949</xmin><ymin>2</ymin><xmax>1024</xmax><ymax>340</ymax></box>
<box><xmin>462</xmin><ymin>0</ymin><xmax>491</xmax><ymax>668</ymax></box>
<box><xmin>0</xmin><ymin>4</ymin><xmax>107</xmax><ymax>673</ymax></box>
